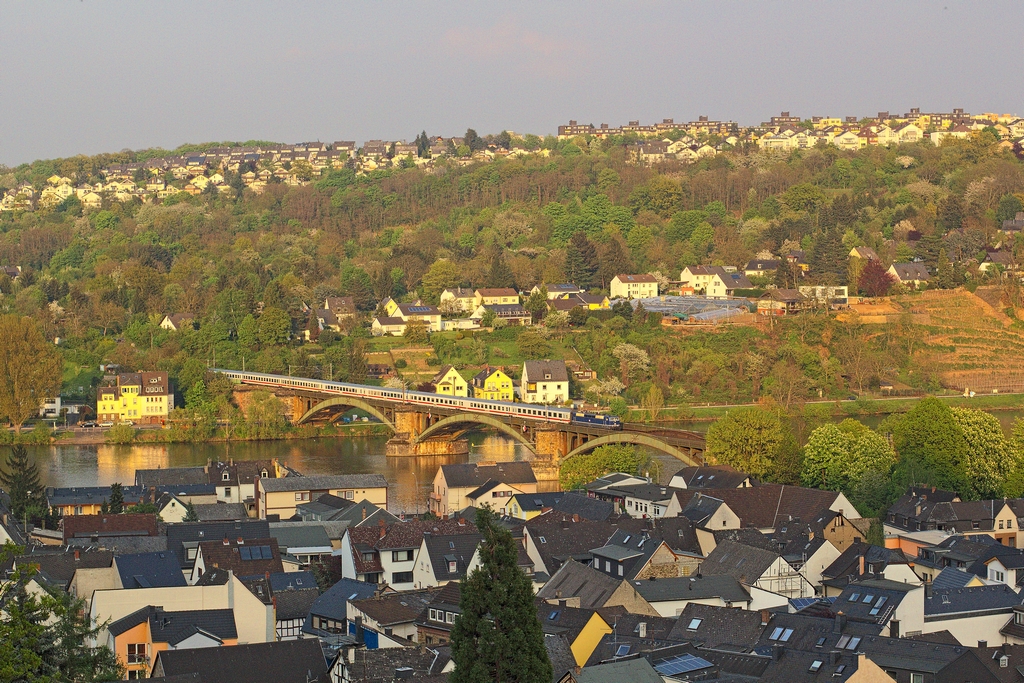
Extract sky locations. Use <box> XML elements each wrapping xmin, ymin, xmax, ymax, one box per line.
<box><xmin>1</xmin><ymin>0</ymin><xmax>1021</xmax><ymax>166</ymax></box>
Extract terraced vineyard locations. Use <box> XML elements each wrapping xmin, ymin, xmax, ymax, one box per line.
<box><xmin>906</xmin><ymin>288</ymin><xmax>1024</xmax><ymax>392</ymax></box>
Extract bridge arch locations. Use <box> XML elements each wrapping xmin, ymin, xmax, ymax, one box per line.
<box><xmin>296</xmin><ymin>397</ymin><xmax>396</xmax><ymax>431</ymax></box>
<box><xmin>413</xmin><ymin>413</ymin><xmax>536</xmax><ymax>451</ymax></box>
<box><xmin>561</xmin><ymin>432</ymin><xmax>702</xmax><ymax>467</ymax></box>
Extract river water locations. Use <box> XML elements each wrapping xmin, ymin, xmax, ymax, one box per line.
<box><xmin>23</xmin><ymin>409</ymin><xmax>1023</xmax><ymax>516</ymax></box>
<box><xmin>23</xmin><ymin>433</ymin><xmax>533</xmax><ymax>516</ymax></box>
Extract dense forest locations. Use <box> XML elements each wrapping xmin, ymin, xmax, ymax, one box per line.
<box><xmin>0</xmin><ymin>131</ymin><xmax>1022</xmax><ymax>442</ymax></box>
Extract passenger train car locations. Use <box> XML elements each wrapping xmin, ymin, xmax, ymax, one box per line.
<box><xmin>213</xmin><ymin>369</ymin><xmax>622</xmax><ymax>429</ymax></box>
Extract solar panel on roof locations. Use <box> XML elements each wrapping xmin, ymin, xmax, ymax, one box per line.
<box><xmin>260</xmin><ymin>545</ymin><xmax>273</xmax><ymax>559</ymax></box>
<box><xmin>654</xmin><ymin>654</ymin><xmax>713</xmax><ymax>676</ymax></box>
<box><xmin>239</xmin><ymin>546</ymin><xmax>252</xmax><ymax>560</ymax></box>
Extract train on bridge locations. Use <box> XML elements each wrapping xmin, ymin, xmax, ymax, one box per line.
<box><xmin>213</xmin><ymin>369</ymin><xmax>623</xmax><ymax>429</ymax></box>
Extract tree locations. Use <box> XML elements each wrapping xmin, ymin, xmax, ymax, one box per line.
<box><xmin>450</xmin><ymin>508</ymin><xmax>551</xmax><ymax>683</ymax></box>
<box><xmin>888</xmin><ymin>397</ymin><xmax>969</xmax><ymax>495</ymax></box>
<box><xmin>612</xmin><ymin>343</ymin><xmax>649</xmax><ymax>385</ymax></box>
<box><xmin>810</xmin><ymin>228</ymin><xmax>847</xmax><ymax>283</ymax></box>
<box><xmin>348</xmin><ymin>339</ymin><xmax>369</xmax><ymax>384</ymax></box>
<box><xmin>0</xmin><ymin>315</ymin><xmax>62</xmax><ymax>434</ymax></box>
<box><xmin>524</xmin><ymin>287</ymin><xmax>548</xmax><ymax>322</ymax></box>
<box><xmin>0</xmin><ymin>446</ymin><xmax>45</xmax><ymax>520</ymax></box>
<box><xmin>415</xmin><ymin>130</ymin><xmax>431</xmax><ymax>158</ymax></box>
<box><xmin>857</xmin><ymin>259</ymin><xmax>895</xmax><ymax>297</ymax></box>
<box><xmin>640</xmin><ymin>385</ymin><xmax>664</xmax><ymax>422</ymax></box>
<box><xmin>420</xmin><ymin>260</ymin><xmax>462</xmax><ymax>304</ymax></box>
<box><xmin>403</xmin><ymin>319</ymin><xmax>429</xmax><ymax>344</ymax></box>
<box><xmin>950</xmin><ymin>407</ymin><xmax>1017</xmax><ymax>499</ymax></box>
<box><xmin>257</xmin><ymin>307</ymin><xmax>292</xmax><ymax>346</ymax></box>
<box><xmin>560</xmin><ymin>444</ymin><xmax>653</xmax><ymax>490</ymax></box>
<box><xmin>183</xmin><ymin>501</ymin><xmax>199</xmax><ymax>522</ymax></box>
<box><xmin>236</xmin><ymin>314</ymin><xmax>259</xmax><ymax>351</ymax></box>
<box><xmin>597</xmin><ymin>238</ymin><xmax>633</xmax><ymax>288</ymax></box>
<box><xmin>800</xmin><ymin>420</ymin><xmax>896</xmax><ymax>496</ymax></box>
<box><xmin>464</xmin><ymin>128</ymin><xmax>484</xmax><ymax>153</ymax></box>
<box><xmin>705</xmin><ymin>405</ymin><xmax>797</xmax><ymax>482</ymax></box>
<box><xmin>487</xmin><ymin>251</ymin><xmax>515</xmax><ymax>289</ymax></box>
<box><xmin>938</xmin><ymin>194</ymin><xmax>963</xmax><ymax>231</ymax></box>
<box><xmin>996</xmin><ymin>193</ymin><xmax>1023</xmax><ymax>223</ymax></box>
<box><xmin>564</xmin><ymin>232</ymin><xmax>598</xmax><ymax>288</ymax></box>
<box><xmin>936</xmin><ymin>248</ymin><xmax>955</xmax><ymax>289</ymax></box>
<box><xmin>107</xmin><ymin>483</ymin><xmax>125</xmax><ymax>514</ymax></box>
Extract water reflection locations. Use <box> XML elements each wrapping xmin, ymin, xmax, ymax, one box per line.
<box><xmin>25</xmin><ymin>432</ymin><xmax>537</xmax><ymax>516</ymax></box>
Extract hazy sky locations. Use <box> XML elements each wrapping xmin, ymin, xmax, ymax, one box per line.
<box><xmin>1</xmin><ymin>1</ymin><xmax>1021</xmax><ymax>166</ymax></box>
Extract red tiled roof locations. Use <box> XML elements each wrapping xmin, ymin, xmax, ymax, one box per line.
<box><xmin>62</xmin><ymin>514</ymin><xmax>160</xmax><ymax>542</ymax></box>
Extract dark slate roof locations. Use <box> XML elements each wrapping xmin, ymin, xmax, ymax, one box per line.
<box><xmin>526</xmin><ymin>516</ymin><xmax>622</xmax><ymax>574</ymax></box>
<box><xmin>537</xmin><ymin>559</ymin><xmax>626</xmax><ymax>609</ymax></box>
<box><xmin>198</xmin><ymin>537</ymin><xmax>283</xmax><ymax>577</ymax></box>
<box><xmin>340</xmin><ymin>646</ymin><xmax>450</xmax><ymax>683</ymax></box>
<box><xmin>537</xmin><ymin>601</ymin><xmax>602</xmax><ymax>642</ymax></box>
<box><xmin>350</xmin><ymin>589</ymin><xmax>434</xmax><ymax>627</ymax></box>
<box><xmin>931</xmin><ymin>567</ymin><xmax>977</xmax><ymax>589</ymax></box>
<box><xmin>513</xmin><ymin>491</ymin><xmax>566</xmax><ymax>512</ymax></box>
<box><xmin>925</xmin><ymin>584</ymin><xmax>1023</xmax><ymax>619</ymax></box>
<box><xmin>680</xmin><ymin>493</ymin><xmax>725</xmax><ymax>525</ymax></box>
<box><xmin>136</xmin><ymin>467</ymin><xmax>207</xmax><ymax>487</ymax></box>
<box><xmin>821</xmin><ymin>543</ymin><xmax>909</xmax><ymax>587</ymax></box>
<box><xmin>269</xmin><ymin>570</ymin><xmax>317</xmax><ymax>592</ymax></box>
<box><xmin>274</xmin><ymin>587</ymin><xmax>320</xmax><ymax>620</ymax></box>
<box><xmin>165</xmin><ymin>520</ymin><xmax>270</xmax><ymax>569</ymax></box>
<box><xmin>550</xmin><ymin>492</ymin><xmax>615</xmax><ymax>521</ymax></box>
<box><xmin>572</xmin><ymin>658</ymin><xmax>664</xmax><ymax>683</ymax></box>
<box><xmin>305</xmin><ymin>578</ymin><xmax>378</xmax><ymax>625</ymax></box>
<box><xmin>891</xmin><ymin>262</ymin><xmax>931</xmax><ymax>281</ymax></box>
<box><xmin>154</xmin><ymin>640</ymin><xmax>328</xmax><ymax>683</ymax></box>
<box><xmin>546</xmin><ymin>634</ymin><xmax>578</xmax><ymax>682</ymax></box>
<box><xmin>524</xmin><ymin>360</ymin><xmax>569</xmax><ymax>383</ymax></box>
<box><xmin>259</xmin><ymin>474</ymin><xmax>388</xmax><ymax>492</ymax></box>
<box><xmin>332</xmin><ymin>500</ymin><xmax>400</xmax><ymax>527</ymax></box>
<box><xmin>421</xmin><ymin>532</ymin><xmax>482</xmax><ymax>583</ymax></box>
<box><xmin>671</xmin><ymin>465</ymin><xmax>751</xmax><ymax>490</ymax></box>
<box><xmin>62</xmin><ymin>513</ymin><xmax>159</xmax><ymax>542</ymax></box>
<box><xmin>109</xmin><ymin>606</ymin><xmax>237</xmax><ymax>646</ymax></box>
<box><xmin>832</xmin><ymin>578</ymin><xmax>917</xmax><ymax>624</ymax></box>
<box><xmin>633</xmin><ymin>573</ymin><xmax>751</xmax><ymax>605</ymax></box>
<box><xmin>192</xmin><ymin>503</ymin><xmax>248</xmax><ymax>521</ymax></box>
<box><xmin>14</xmin><ymin>548</ymin><xmax>113</xmax><ymax>588</ymax></box>
<box><xmin>115</xmin><ymin>551</ymin><xmax>188</xmax><ymax>588</ymax></box>
<box><xmin>67</xmin><ymin>535</ymin><xmax>168</xmax><ymax>555</ymax></box>
<box><xmin>669</xmin><ymin>603</ymin><xmax>766</xmax><ymax>650</ymax></box>
<box><xmin>699</xmin><ymin>540</ymin><xmax>781</xmax><ymax>583</ymax></box>
<box><xmin>269</xmin><ymin>524</ymin><xmax>332</xmax><ymax>551</ymax></box>
<box><xmin>671</xmin><ymin>484</ymin><xmax>846</xmax><ymax>530</ymax></box>
<box><xmin>440</xmin><ymin>462</ymin><xmax>537</xmax><ymax>488</ymax></box>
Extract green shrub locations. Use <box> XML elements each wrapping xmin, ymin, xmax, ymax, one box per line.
<box><xmin>105</xmin><ymin>424</ymin><xmax>136</xmax><ymax>445</ymax></box>
<box><xmin>394</xmin><ymin>358</ymin><xmax>408</xmax><ymax>368</ymax></box>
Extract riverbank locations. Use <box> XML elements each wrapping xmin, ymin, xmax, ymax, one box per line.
<box><xmin>640</xmin><ymin>392</ymin><xmax>1024</xmax><ymax>422</ymax></box>
<box><xmin>46</xmin><ymin>422</ymin><xmax>390</xmax><ymax>446</ymax></box>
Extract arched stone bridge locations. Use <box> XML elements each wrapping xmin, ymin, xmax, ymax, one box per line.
<box><xmin>226</xmin><ymin>375</ymin><xmax>705</xmax><ymax>475</ymax></box>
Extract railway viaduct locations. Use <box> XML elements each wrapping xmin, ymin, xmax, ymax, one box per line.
<box><xmin>225</xmin><ymin>373</ymin><xmax>705</xmax><ymax>483</ymax></box>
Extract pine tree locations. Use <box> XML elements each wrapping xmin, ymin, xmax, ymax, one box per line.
<box><xmin>597</xmin><ymin>238</ymin><xmax>633</xmax><ymax>288</ymax></box>
<box><xmin>487</xmin><ymin>251</ymin><xmax>515</xmax><ymax>289</ymax></box>
<box><xmin>450</xmin><ymin>508</ymin><xmax>551</xmax><ymax>683</ymax></box>
<box><xmin>565</xmin><ymin>232</ymin><xmax>598</xmax><ymax>289</ymax></box>
<box><xmin>810</xmin><ymin>228</ymin><xmax>847</xmax><ymax>283</ymax></box>
<box><xmin>937</xmin><ymin>248</ymin><xmax>955</xmax><ymax>289</ymax></box>
<box><xmin>0</xmin><ymin>445</ymin><xmax>45</xmax><ymax>519</ymax></box>
<box><xmin>108</xmin><ymin>482</ymin><xmax>125</xmax><ymax>514</ymax></box>
<box><xmin>183</xmin><ymin>501</ymin><xmax>199</xmax><ymax>522</ymax></box>
<box><xmin>348</xmin><ymin>339</ymin><xmax>369</xmax><ymax>384</ymax></box>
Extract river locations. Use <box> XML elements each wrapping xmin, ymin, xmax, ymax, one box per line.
<box><xmin>23</xmin><ymin>409</ymin><xmax>1023</xmax><ymax>515</ymax></box>
<box><xmin>23</xmin><ymin>433</ymin><xmax>537</xmax><ymax>516</ymax></box>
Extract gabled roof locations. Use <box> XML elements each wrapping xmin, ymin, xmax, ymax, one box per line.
<box><xmin>192</xmin><ymin>503</ymin><xmax>249</xmax><ymax>521</ymax></box>
<box><xmin>671</xmin><ymin>465</ymin><xmax>751</xmax><ymax>490</ymax></box>
<box><xmin>475</xmin><ymin>287</ymin><xmax>519</xmax><ymax>297</ymax></box>
<box><xmin>524</xmin><ymin>360</ymin><xmax>569</xmax><ymax>383</ymax></box>
<box><xmin>114</xmin><ymin>551</ymin><xmax>188</xmax><ymax>588</ymax></box>
<box><xmin>62</xmin><ymin>513</ymin><xmax>159</xmax><ymax>542</ymax></box>
<box><xmin>136</xmin><ymin>467</ymin><xmax>207</xmax><ymax>487</ymax></box>
<box><xmin>259</xmin><ymin>474</ymin><xmax>388</xmax><ymax>492</ymax></box>
<box><xmin>198</xmin><ymin>537</ymin><xmax>283</xmax><ymax>577</ymax></box>
<box><xmin>822</xmin><ymin>543</ymin><xmax>909</xmax><ymax>587</ymax></box>
<box><xmin>569</xmin><ymin>658</ymin><xmax>663</xmax><ymax>683</ymax></box>
<box><xmin>306</xmin><ymin>577</ymin><xmax>377</xmax><ymax>625</ymax></box>
<box><xmin>270</xmin><ymin>524</ymin><xmax>332</xmax><ymax>551</ymax></box>
<box><xmin>671</xmin><ymin>484</ymin><xmax>845</xmax><ymax>530</ymax></box>
<box><xmin>351</xmin><ymin>589</ymin><xmax>434</xmax><ymax>627</ymax></box>
<box><xmin>165</xmin><ymin>520</ymin><xmax>270</xmax><ymax>569</ymax></box>
<box><xmin>890</xmin><ymin>262</ymin><xmax>931</xmax><ymax>281</ymax></box>
<box><xmin>537</xmin><ymin>559</ymin><xmax>625</xmax><ymax>609</ymax></box>
<box><xmin>632</xmin><ymin>573</ymin><xmax>751</xmax><ymax>605</ymax></box>
<box><xmin>537</xmin><ymin>600</ymin><xmax>603</xmax><ymax>642</ymax></box>
<box><xmin>154</xmin><ymin>639</ymin><xmax>328</xmax><ymax>683</ymax></box>
<box><xmin>668</xmin><ymin>602</ymin><xmax>766</xmax><ymax>649</ymax></box>
<box><xmin>699</xmin><ymin>540</ymin><xmax>782</xmax><ymax>584</ymax></box>
<box><xmin>273</xmin><ymin>587</ymin><xmax>320</xmax><ymax>620</ymax></box>
<box><xmin>421</xmin><ymin>532</ymin><xmax>482</xmax><ymax>582</ymax></box>
<box><xmin>614</xmin><ymin>274</ymin><xmax>658</xmax><ymax>283</ymax></box>
<box><xmin>526</xmin><ymin>516</ymin><xmax>622</xmax><ymax>574</ymax></box>
<box><xmin>925</xmin><ymin>584</ymin><xmax>1023</xmax><ymax>618</ymax></box>
<box><xmin>109</xmin><ymin>605</ymin><xmax>238</xmax><ymax>646</ymax></box>
<box><xmin>15</xmin><ymin>548</ymin><xmax>113</xmax><ymax>589</ymax></box>
<box><xmin>440</xmin><ymin>462</ymin><xmax>537</xmax><ymax>488</ymax></box>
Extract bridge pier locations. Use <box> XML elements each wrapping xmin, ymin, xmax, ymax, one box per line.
<box><xmin>387</xmin><ymin>409</ymin><xmax>470</xmax><ymax>456</ymax></box>
<box><xmin>529</xmin><ymin>429</ymin><xmax>566</xmax><ymax>487</ymax></box>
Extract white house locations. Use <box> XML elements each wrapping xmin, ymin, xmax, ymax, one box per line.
<box><xmin>520</xmin><ymin>360</ymin><xmax>569</xmax><ymax>405</ymax></box>
<box><xmin>610</xmin><ymin>274</ymin><xmax>658</xmax><ymax>300</ymax></box>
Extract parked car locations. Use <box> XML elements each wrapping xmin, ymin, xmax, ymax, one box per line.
<box><xmin>122</xmin><ymin>420</ymin><xmax>134</xmax><ymax>426</ymax></box>
<box><xmin>99</xmin><ymin>421</ymin><xmax>114</xmax><ymax>428</ymax></box>
<box><xmin>81</xmin><ymin>421</ymin><xmax>98</xmax><ymax>428</ymax></box>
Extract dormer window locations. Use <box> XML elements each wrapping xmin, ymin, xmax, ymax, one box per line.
<box><xmin>261</xmin><ymin>470</ymin><xmax>268</xmax><ymax>478</ymax></box>
<box><xmin>222</xmin><ymin>471</ymin><xmax>230</xmax><ymax>481</ymax></box>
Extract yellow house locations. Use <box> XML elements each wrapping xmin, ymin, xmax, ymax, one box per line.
<box><xmin>108</xmin><ymin>605</ymin><xmax>240</xmax><ymax>678</ymax></box>
<box><xmin>431</xmin><ymin>365</ymin><xmax>468</xmax><ymax>397</ymax></box>
<box><xmin>544</xmin><ymin>607</ymin><xmax>612</xmax><ymax>666</ymax></box>
<box><xmin>97</xmin><ymin>372</ymin><xmax>173</xmax><ymax>425</ymax></box>
<box><xmin>471</xmin><ymin>367</ymin><xmax>514</xmax><ymax>401</ymax></box>
<box><xmin>256</xmin><ymin>474</ymin><xmax>389</xmax><ymax>519</ymax></box>
<box><xmin>474</xmin><ymin>288</ymin><xmax>520</xmax><ymax>307</ymax></box>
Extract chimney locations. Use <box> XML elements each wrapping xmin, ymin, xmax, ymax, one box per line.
<box><xmin>354</xmin><ymin>616</ymin><xmax>364</xmax><ymax>645</ymax></box>
<box><xmin>638</xmin><ymin>622</ymin><xmax>647</xmax><ymax>638</ymax></box>
<box><xmin>889</xmin><ymin>619</ymin><xmax>899</xmax><ymax>638</ymax></box>
<box><xmin>74</xmin><ymin>549</ymin><xmax>80</xmax><ymax>561</ymax></box>
<box><xmin>979</xmin><ymin>640</ymin><xmax>988</xmax><ymax>649</ymax></box>
<box><xmin>833</xmin><ymin>612</ymin><xmax>846</xmax><ymax>634</ymax></box>
<box><xmin>572</xmin><ymin>514</ymin><xmax>580</xmax><ymax>523</ymax></box>
<box><xmin>379</xmin><ymin>525</ymin><xmax>386</xmax><ymax>540</ymax></box>
<box><xmin>760</xmin><ymin>609</ymin><xmax>770</xmax><ymax>626</ymax></box>
<box><xmin>361</xmin><ymin>506</ymin><xmax>367</xmax><ymax>521</ymax></box>
<box><xmin>223</xmin><ymin>536</ymin><xmax>230</xmax><ymax>546</ymax></box>
<box><xmin>924</xmin><ymin>582</ymin><xmax>932</xmax><ymax>599</ymax></box>
<box><xmin>772</xmin><ymin>644</ymin><xmax>784</xmax><ymax>661</ymax></box>
<box><xmin>831</xmin><ymin>650</ymin><xmax>842</xmax><ymax>665</ymax></box>
<box><xmin>858</xmin><ymin>554</ymin><xmax>865</xmax><ymax>576</ymax></box>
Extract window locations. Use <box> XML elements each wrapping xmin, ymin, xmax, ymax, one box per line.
<box><xmin>604</xmin><ymin>560</ymin><xmax>611</xmax><ymax>572</ymax></box>
<box><xmin>862</xmin><ymin>594</ymin><xmax>874</xmax><ymax>604</ymax></box>
<box><xmin>446</xmin><ymin>612</ymin><xmax>455</xmax><ymax>624</ymax></box>
<box><xmin>186</xmin><ymin>547</ymin><xmax>198</xmax><ymax>561</ymax></box>
<box><xmin>127</xmin><ymin>643</ymin><xmax>147</xmax><ymax>664</ymax></box>
<box><xmin>224</xmin><ymin>487</ymin><xmax>231</xmax><ymax>497</ymax></box>
<box><xmin>846</xmin><ymin>637</ymin><xmax>861</xmax><ymax>650</ymax></box>
<box><xmin>1000</xmin><ymin>520</ymin><xmax>1005</xmax><ymax>529</ymax></box>
<box><xmin>769</xmin><ymin>627</ymin><xmax>784</xmax><ymax>641</ymax></box>
<box><xmin>836</xmin><ymin>635</ymin><xmax>851</xmax><ymax>649</ymax></box>
<box><xmin>615</xmin><ymin>645</ymin><xmax>630</xmax><ymax>657</ymax></box>
<box><xmin>362</xmin><ymin>552</ymin><xmax>375</xmax><ymax>562</ymax></box>
<box><xmin>808</xmin><ymin>661</ymin><xmax>822</xmax><ymax>673</ymax></box>
<box><xmin>869</xmin><ymin>596</ymin><xmax>888</xmax><ymax>616</ymax></box>
<box><xmin>617</xmin><ymin>564</ymin><xmax>623</xmax><ymax>577</ymax></box>
<box><xmin>222</xmin><ymin>471</ymin><xmax>231</xmax><ymax>481</ymax></box>
<box><xmin>392</xmin><ymin>550</ymin><xmax>414</xmax><ymax>563</ymax></box>
<box><xmin>815</xmin><ymin>637</ymin><xmax>826</xmax><ymax>648</ymax></box>
<box><xmin>392</xmin><ymin>571</ymin><xmax>413</xmax><ymax>584</ymax></box>
<box><xmin>538</xmin><ymin>536</ymin><xmax>546</xmax><ymax>544</ymax></box>
<box><xmin>687</xmin><ymin>618</ymin><xmax>702</xmax><ymax>631</ymax></box>
<box><xmin>848</xmin><ymin>593</ymin><xmax>860</xmax><ymax>602</ymax></box>
<box><xmin>294</xmin><ymin>492</ymin><xmax>310</xmax><ymax>501</ymax></box>
<box><xmin>779</xmin><ymin>629</ymin><xmax>793</xmax><ymax>642</ymax></box>
<box><xmin>973</xmin><ymin>521</ymin><xmax>980</xmax><ymax>529</ymax></box>
<box><xmin>910</xmin><ymin>674</ymin><xmax>924</xmax><ymax>683</ymax></box>
<box><xmin>448</xmin><ymin>561</ymin><xmax>457</xmax><ymax>573</ymax></box>
<box><xmin>835</xmin><ymin>665</ymin><xmax>846</xmax><ymax>675</ymax></box>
